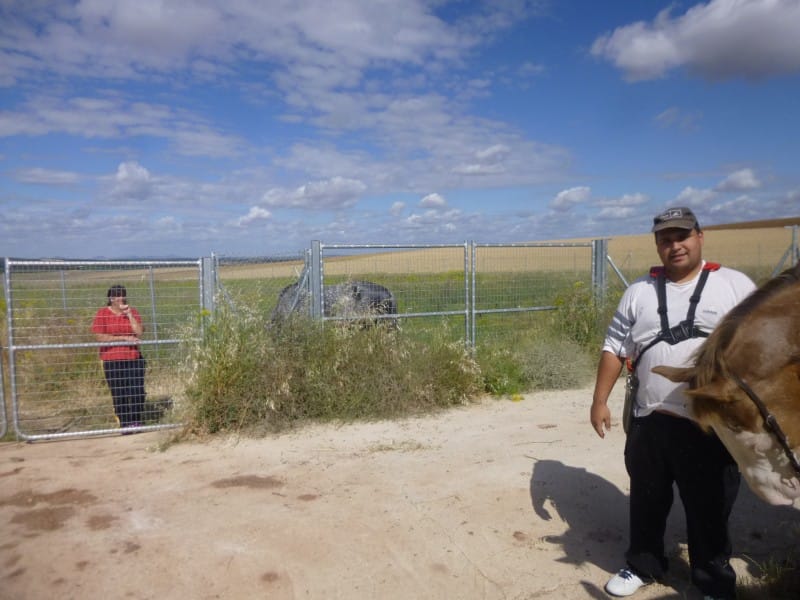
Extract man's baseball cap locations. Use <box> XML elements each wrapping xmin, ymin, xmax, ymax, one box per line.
<box><xmin>651</xmin><ymin>207</ymin><xmax>699</xmax><ymax>232</ymax></box>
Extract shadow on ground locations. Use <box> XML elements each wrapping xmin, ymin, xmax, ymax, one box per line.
<box><xmin>529</xmin><ymin>459</ymin><xmax>800</xmax><ymax>599</ymax></box>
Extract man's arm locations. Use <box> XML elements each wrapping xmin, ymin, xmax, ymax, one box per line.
<box><xmin>590</xmin><ymin>351</ymin><xmax>625</xmax><ymax>439</ymax></box>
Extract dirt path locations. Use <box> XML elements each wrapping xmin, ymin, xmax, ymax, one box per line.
<box><xmin>2</xmin><ymin>386</ymin><xmax>798</xmax><ymax>599</ymax></box>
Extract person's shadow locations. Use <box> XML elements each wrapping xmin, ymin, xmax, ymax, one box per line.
<box><xmin>529</xmin><ymin>459</ymin><xmax>800</xmax><ymax>598</ymax></box>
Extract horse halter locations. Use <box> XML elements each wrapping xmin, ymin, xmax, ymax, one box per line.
<box><xmin>731</xmin><ymin>374</ymin><xmax>800</xmax><ymax>477</ymax></box>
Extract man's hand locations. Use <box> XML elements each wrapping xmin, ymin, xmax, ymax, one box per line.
<box><xmin>591</xmin><ymin>403</ymin><xmax>611</xmax><ymax>439</ymax></box>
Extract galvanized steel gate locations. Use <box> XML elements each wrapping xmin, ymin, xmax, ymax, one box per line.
<box><xmin>2</xmin><ymin>258</ymin><xmax>213</xmax><ymax>441</ymax></box>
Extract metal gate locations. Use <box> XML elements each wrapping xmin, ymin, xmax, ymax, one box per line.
<box><xmin>297</xmin><ymin>240</ymin><xmax>603</xmax><ymax>347</ymax></box>
<box><xmin>2</xmin><ymin>258</ymin><xmax>209</xmax><ymax>441</ymax></box>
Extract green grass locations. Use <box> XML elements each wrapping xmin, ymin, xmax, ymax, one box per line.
<box><xmin>180</xmin><ymin>307</ymin><xmax>485</xmax><ymax>435</ymax></box>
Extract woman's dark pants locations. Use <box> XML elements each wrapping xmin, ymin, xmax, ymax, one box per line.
<box><xmin>103</xmin><ymin>358</ymin><xmax>146</xmax><ymax>427</ymax></box>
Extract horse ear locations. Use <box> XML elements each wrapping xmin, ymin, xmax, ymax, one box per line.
<box><xmin>684</xmin><ymin>378</ymin><xmax>741</xmax><ymax>430</ymax></box>
<box><xmin>651</xmin><ymin>365</ymin><xmax>694</xmax><ymax>382</ymax></box>
<box><xmin>685</xmin><ymin>378</ymin><xmax>736</xmax><ymax>403</ymax></box>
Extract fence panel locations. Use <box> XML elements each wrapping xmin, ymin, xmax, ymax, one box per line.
<box><xmin>317</xmin><ymin>243</ymin><xmax>470</xmax><ymax>343</ymax></box>
<box><xmin>3</xmin><ymin>259</ymin><xmax>203</xmax><ymax>440</ymax></box>
<box><xmin>214</xmin><ymin>252</ymin><xmax>307</xmax><ymax>319</ymax></box>
<box><xmin>472</xmin><ymin>243</ymin><xmax>594</xmax><ymax>346</ymax></box>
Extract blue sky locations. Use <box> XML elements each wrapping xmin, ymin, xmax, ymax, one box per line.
<box><xmin>1</xmin><ymin>0</ymin><xmax>799</xmax><ymax>258</ymax></box>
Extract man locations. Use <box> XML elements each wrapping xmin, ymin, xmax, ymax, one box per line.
<box><xmin>590</xmin><ymin>207</ymin><xmax>756</xmax><ymax>599</ymax></box>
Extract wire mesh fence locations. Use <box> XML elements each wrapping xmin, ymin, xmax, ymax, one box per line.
<box><xmin>472</xmin><ymin>243</ymin><xmax>595</xmax><ymax>346</ymax></box>
<box><xmin>3</xmin><ymin>259</ymin><xmax>203</xmax><ymax>440</ymax></box>
<box><xmin>1</xmin><ymin>227</ymin><xmax>797</xmax><ymax>442</ymax></box>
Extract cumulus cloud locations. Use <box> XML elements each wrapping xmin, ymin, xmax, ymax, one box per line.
<box><xmin>550</xmin><ymin>186</ymin><xmax>591</xmax><ymax>211</ymax></box>
<box><xmin>715</xmin><ymin>168</ymin><xmax>761</xmax><ymax>192</ymax></box>
<box><xmin>595</xmin><ymin>193</ymin><xmax>649</xmax><ymax>219</ymax></box>
<box><xmin>419</xmin><ymin>193</ymin><xmax>447</xmax><ymax>208</ymax></box>
<box><xmin>676</xmin><ymin>185</ymin><xmax>717</xmax><ymax>206</ymax></box>
<box><xmin>591</xmin><ymin>0</ymin><xmax>800</xmax><ymax>81</ymax></box>
<box><xmin>236</xmin><ymin>206</ymin><xmax>272</xmax><ymax>226</ymax></box>
<box><xmin>261</xmin><ymin>176</ymin><xmax>367</xmax><ymax>209</ymax></box>
<box><xmin>390</xmin><ymin>201</ymin><xmax>406</xmax><ymax>216</ymax></box>
<box><xmin>110</xmin><ymin>161</ymin><xmax>153</xmax><ymax>200</ymax></box>
<box><xmin>402</xmin><ymin>207</ymin><xmax>464</xmax><ymax>232</ymax></box>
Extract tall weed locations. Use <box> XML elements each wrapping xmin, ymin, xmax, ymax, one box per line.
<box><xmin>183</xmin><ymin>308</ymin><xmax>483</xmax><ymax>435</ymax></box>
<box><xmin>551</xmin><ymin>281</ymin><xmax>619</xmax><ymax>351</ymax></box>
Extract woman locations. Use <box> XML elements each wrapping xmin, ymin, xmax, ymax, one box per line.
<box><xmin>91</xmin><ymin>284</ymin><xmax>146</xmax><ymax>431</ymax></box>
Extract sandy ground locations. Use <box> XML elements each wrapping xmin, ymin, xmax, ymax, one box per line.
<box><xmin>2</xmin><ymin>385</ymin><xmax>799</xmax><ymax>600</ymax></box>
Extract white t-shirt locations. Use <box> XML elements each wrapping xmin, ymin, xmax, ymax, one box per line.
<box><xmin>602</xmin><ymin>261</ymin><xmax>756</xmax><ymax>418</ymax></box>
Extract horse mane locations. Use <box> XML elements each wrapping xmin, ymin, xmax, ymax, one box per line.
<box><xmin>690</xmin><ymin>261</ymin><xmax>800</xmax><ymax>386</ymax></box>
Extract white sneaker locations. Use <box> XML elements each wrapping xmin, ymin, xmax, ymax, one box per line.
<box><xmin>605</xmin><ymin>568</ymin><xmax>648</xmax><ymax>596</ymax></box>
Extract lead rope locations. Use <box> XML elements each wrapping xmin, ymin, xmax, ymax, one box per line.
<box><xmin>731</xmin><ymin>374</ymin><xmax>800</xmax><ymax>477</ymax></box>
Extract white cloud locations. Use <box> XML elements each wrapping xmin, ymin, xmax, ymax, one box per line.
<box><xmin>707</xmin><ymin>195</ymin><xmax>760</xmax><ymax>217</ymax></box>
<box><xmin>595</xmin><ymin>193</ymin><xmax>649</xmax><ymax>219</ymax></box>
<box><xmin>519</xmin><ymin>61</ymin><xmax>545</xmax><ymax>77</ymax></box>
<box><xmin>676</xmin><ymin>185</ymin><xmax>717</xmax><ymax>206</ymax></box>
<box><xmin>715</xmin><ymin>168</ymin><xmax>761</xmax><ymax>192</ymax></box>
<box><xmin>0</xmin><ymin>95</ymin><xmax>243</xmax><ymax>157</ymax></box>
<box><xmin>236</xmin><ymin>206</ymin><xmax>272</xmax><ymax>226</ymax></box>
<box><xmin>596</xmin><ymin>205</ymin><xmax>638</xmax><ymax>220</ymax></box>
<box><xmin>600</xmin><ymin>192</ymin><xmax>649</xmax><ymax>208</ymax></box>
<box><xmin>419</xmin><ymin>193</ymin><xmax>447</xmax><ymax>208</ymax></box>
<box><xmin>15</xmin><ymin>167</ymin><xmax>80</xmax><ymax>185</ymax></box>
<box><xmin>116</xmin><ymin>161</ymin><xmax>151</xmax><ymax>183</ymax></box>
<box><xmin>592</xmin><ymin>0</ymin><xmax>800</xmax><ymax>81</ymax></box>
<box><xmin>452</xmin><ymin>144</ymin><xmax>511</xmax><ymax>176</ymax></box>
<box><xmin>262</xmin><ymin>176</ymin><xmax>367</xmax><ymax>209</ymax></box>
<box><xmin>110</xmin><ymin>161</ymin><xmax>153</xmax><ymax>200</ymax></box>
<box><xmin>0</xmin><ymin>1</ymin><xmax>541</xmax><ymax>87</ymax></box>
<box><xmin>655</xmin><ymin>106</ymin><xmax>702</xmax><ymax>130</ymax></box>
<box><xmin>390</xmin><ymin>201</ymin><xmax>406</xmax><ymax>216</ymax></box>
<box><xmin>401</xmin><ymin>207</ymin><xmax>465</xmax><ymax>234</ymax></box>
<box><xmin>550</xmin><ymin>186</ymin><xmax>591</xmax><ymax>211</ymax></box>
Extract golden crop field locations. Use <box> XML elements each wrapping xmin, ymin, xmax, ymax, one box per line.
<box><xmin>217</xmin><ymin>219</ymin><xmax>800</xmax><ymax>281</ymax></box>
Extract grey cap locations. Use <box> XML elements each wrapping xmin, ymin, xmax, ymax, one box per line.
<box><xmin>651</xmin><ymin>207</ymin><xmax>699</xmax><ymax>232</ymax></box>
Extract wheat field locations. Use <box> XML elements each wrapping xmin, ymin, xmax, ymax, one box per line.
<box><xmin>216</xmin><ymin>221</ymin><xmax>799</xmax><ymax>281</ymax></box>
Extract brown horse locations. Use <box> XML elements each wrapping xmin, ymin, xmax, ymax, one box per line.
<box><xmin>653</xmin><ymin>261</ymin><xmax>800</xmax><ymax>508</ymax></box>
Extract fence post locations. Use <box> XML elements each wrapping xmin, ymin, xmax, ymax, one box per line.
<box><xmin>310</xmin><ymin>241</ymin><xmax>323</xmax><ymax>320</ymax></box>
<box><xmin>0</xmin><ymin>285</ymin><xmax>6</xmax><ymax>436</ymax></box>
<box><xmin>591</xmin><ymin>239</ymin><xmax>608</xmax><ymax>303</ymax></box>
<box><xmin>469</xmin><ymin>240</ymin><xmax>476</xmax><ymax>348</ymax></box>
<box><xmin>201</xmin><ymin>256</ymin><xmax>216</xmax><ymax>317</ymax></box>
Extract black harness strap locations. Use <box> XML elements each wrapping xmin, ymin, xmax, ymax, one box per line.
<box><xmin>632</xmin><ymin>267</ymin><xmax>712</xmax><ymax>372</ymax></box>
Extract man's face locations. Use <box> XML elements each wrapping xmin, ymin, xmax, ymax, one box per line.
<box><xmin>655</xmin><ymin>227</ymin><xmax>704</xmax><ymax>273</ymax></box>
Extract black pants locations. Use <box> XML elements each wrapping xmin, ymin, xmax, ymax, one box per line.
<box><xmin>624</xmin><ymin>412</ymin><xmax>740</xmax><ymax>599</ymax></box>
<box><xmin>103</xmin><ymin>357</ymin><xmax>146</xmax><ymax>427</ymax></box>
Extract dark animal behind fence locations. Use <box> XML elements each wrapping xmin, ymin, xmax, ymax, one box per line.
<box><xmin>271</xmin><ymin>280</ymin><xmax>397</xmax><ymax>326</ymax></box>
